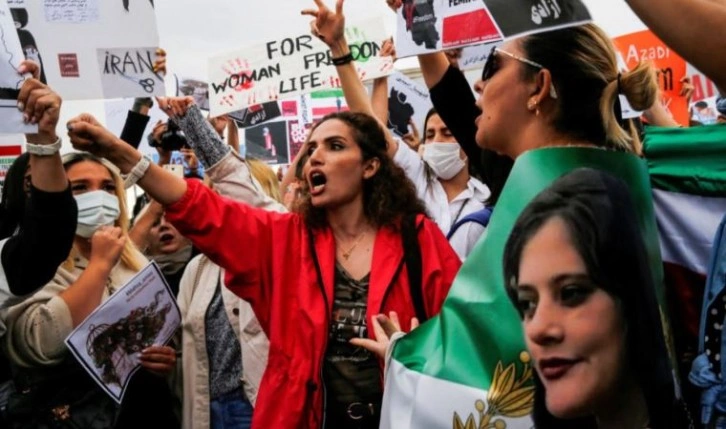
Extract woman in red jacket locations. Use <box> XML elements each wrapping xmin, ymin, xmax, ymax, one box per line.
<box><xmin>65</xmin><ymin>106</ymin><xmax>461</xmax><ymax>428</ymax></box>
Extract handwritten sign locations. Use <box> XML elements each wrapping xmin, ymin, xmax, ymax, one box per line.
<box><xmin>0</xmin><ymin>0</ymin><xmax>36</xmax><ymax>134</ymax></box>
<box><xmin>65</xmin><ymin>262</ymin><xmax>181</xmax><ymax>403</ymax></box>
<box><xmin>396</xmin><ymin>0</ymin><xmax>590</xmax><ymax>58</ymax></box>
<box><xmin>97</xmin><ymin>47</ymin><xmax>164</xmax><ymax>98</ymax></box>
<box><xmin>14</xmin><ymin>0</ymin><xmax>160</xmax><ymax>99</ymax></box>
<box><xmin>43</xmin><ymin>0</ymin><xmax>99</xmax><ymax>23</ymax></box>
<box><xmin>208</xmin><ymin>17</ymin><xmax>393</xmax><ymax>116</ymax></box>
<box><xmin>614</xmin><ymin>30</ymin><xmax>689</xmax><ymax>127</ymax></box>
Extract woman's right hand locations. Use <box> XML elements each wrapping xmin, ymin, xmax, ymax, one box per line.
<box><xmin>89</xmin><ymin>226</ymin><xmax>126</xmax><ymax>271</ymax></box>
<box><xmin>302</xmin><ymin>0</ymin><xmax>346</xmax><ymax>49</ymax></box>
<box><xmin>67</xmin><ymin>114</ymin><xmax>125</xmax><ymax>159</ymax></box>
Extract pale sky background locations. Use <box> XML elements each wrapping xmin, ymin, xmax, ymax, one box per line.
<box><xmin>0</xmin><ymin>0</ymin><xmax>647</xmax><ymax>149</ymax></box>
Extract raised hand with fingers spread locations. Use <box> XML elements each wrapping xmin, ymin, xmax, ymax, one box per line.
<box><xmin>301</xmin><ymin>0</ymin><xmax>346</xmax><ymax>49</ymax></box>
<box><xmin>349</xmin><ymin>311</ymin><xmax>419</xmax><ymax>359</ymax></box>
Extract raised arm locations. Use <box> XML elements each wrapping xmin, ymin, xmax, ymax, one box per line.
<box><xmin>625</xmin><ymin>0</ymin><xmax>726</xmax><ymax>91</ymax></box>
<box><xmin>302</xmin><ymin>0</ymin><xmax>399</xmax><ymax>158</ymax></box>
<box><xmin>1</xmin><ymin>64</ymin><xmax>77</xmax><ymax>304</ymax></box>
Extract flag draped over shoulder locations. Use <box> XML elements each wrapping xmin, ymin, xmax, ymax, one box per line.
<box><xmin>644</xmin><ymin>125</ymin><xmax>726</xmax><ymax>382</ymax></box>
<box><xmin>381</xmin><ymin>147</ymin><xmax>665</xmax><ymax>429</ymax></box>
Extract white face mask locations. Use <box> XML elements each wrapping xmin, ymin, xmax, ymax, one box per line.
<box><xmin>422</xmin><ymin>142</ymin><xmax>466</xmax><ymax>180</ymax></box>
<box><xmin>74</xmin><ymin>190</ymin><xmax>121</xmax><ymax>238</ymax></box>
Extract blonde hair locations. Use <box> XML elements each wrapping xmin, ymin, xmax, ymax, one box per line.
<box><xmin>521</xmin><ymin>23</ymin><xmax>658</xmax><ymax>153</ymax></box>
<box><xmin>247</xmin><ymin>158</ymin><xmax>283</xmax><ymax>203</ymax></box>
<box><xmin>62</xmin><ymin>153</ymin><xmax>146</xmax><ymax>272</ymax></box>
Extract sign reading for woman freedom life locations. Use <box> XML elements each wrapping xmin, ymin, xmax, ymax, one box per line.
<box><xmin>208</xmin><ymin>17</ymin><xmax>394</xmax><ymax>117</ymax></box>
<box><xmin>396</xmin><ymin>0</ymin><xmax>590</xmax><ymax>58</ymax></box>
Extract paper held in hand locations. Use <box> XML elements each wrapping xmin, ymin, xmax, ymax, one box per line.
<box><xmin>64</xmin><ymin>262</ymin><xmax>181</xmax><ymax>404</ymax></box>
<box><xmin>208</xmin><ymin>16</ymin><xmax>394</xmax><ymax>117</ymax></box>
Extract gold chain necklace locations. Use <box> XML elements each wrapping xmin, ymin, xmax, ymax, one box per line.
<box><xmin>339</xmin><ymin>232</ymin><xmax>367</xmax><ymax>260</ymax></box>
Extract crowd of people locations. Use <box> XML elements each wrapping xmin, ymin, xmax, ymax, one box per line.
<box><xmin>0</xmin><ymin>0</ymin><xmax>724</xmax><ymax>427</ymax></box>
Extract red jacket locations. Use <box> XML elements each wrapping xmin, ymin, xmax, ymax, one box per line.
<box><xmin>166</xmin><ymin>179</ymin><xmax>461</xmax><ymax>428</ymax></box>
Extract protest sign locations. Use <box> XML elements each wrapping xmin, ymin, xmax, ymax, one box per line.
<box><xmin>0</xmin><ymin>0</ymin><xmax>36</xmax><ymax>134</ymax></box>
<box><xmin>208</xmin><ymin>17</ymin><xmax>394</xmax><ymax>116</ymax></box>
<box><xmin>614</xmin><ymin>30</ymin><xmax>689</xmax><ymax>126</ymax></box>
<box><xmin>387</xmin><ymin>72</ymin><xmax>432</xmax><ymax>136</ymax></box>
<box><xmin>11</xmin><ymin>0</ymin><xmax>163</xmax><ymax>99</ymax></box>
<box><xmin>65</xmin><ymin>262</ymin><xmax>181</xmax><ymax>403</ymax></box>
<box><xmin>396</xmin><ymin>0</ymin><xmax>590</xmax><ymax>58</ymax></box>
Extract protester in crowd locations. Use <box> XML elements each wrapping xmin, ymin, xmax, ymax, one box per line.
<box><xmin>246</xmin><ymin>158</ymin><xmax>283</xmax><ymax>203</ymax></box>
<box><xmin>625</xmin><ymin>0</ymin><xmax>726</xmax><ymax>92</ymax></box>
<box><xmin>0</xmin><ymin>62</ymin><xmax>76</xmax><ymax>310</ymax></box>
<box><xmin>129</xmin><ymin>199</ymin><xmax>194</xmax><ymax>296</ymax></box>
<box><xmin>503</xmin><ymin>168</ymin><xmax>691</xmax><ymax>428</ymax></box>
<box><xmin>66</xmin><ymin>82</ymin><xmax>460</xmax><ymax>427</ymax></box>
<box><xmin>322</xmin><ymin>4</ymin><xmax>489</xmax><ymax>261</ymax></box>
<box><xmin>2</xmin><ymin>152</ymin><xmax>178</xmax><ymax>428</ymax></box>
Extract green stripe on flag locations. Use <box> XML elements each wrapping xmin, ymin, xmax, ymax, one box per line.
<box><xmin>389</xmin><ymin>147</ymin><xmax>666</xmax><ymax>422</ymax></box>
<box><xmin>311</xmin><ymin>89</ymin><xmax>344</xmax><ymax>99</ymax></box>
<box><xmin>644</xmin><ymin>125</ymin><xmax>726</xmax><ymax>197</ymax></box>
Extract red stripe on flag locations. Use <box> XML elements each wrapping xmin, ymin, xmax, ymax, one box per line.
<box><xmin>0</xmin><ymin>146</ymin><xmax>23</xmax><ymax>156</ymax></box>
<box><xmin>663</xmin><ymin>261</ymin><xmax>705</xmax><ymax>353</ymax></box>
<box><xmin>312</xmin><ymin>106</ymin><xmax>349</xmax><ymax>117</ymax></box>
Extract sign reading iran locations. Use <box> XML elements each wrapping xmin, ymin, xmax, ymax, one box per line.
<box><xmin>208</xmin><ymin>18</ymin><xmax>393</xmax><ymax>117</ymax></box>
<box><xmin>614</xmin><ymin>30</ymin><xmax>689</xmax><ymax>127</ymax></box>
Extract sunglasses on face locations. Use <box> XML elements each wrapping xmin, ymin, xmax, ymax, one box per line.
<box><xmin>481</xmin><ymin>46</ymin><xmax>559</xmax><ymax>99</ymax></box>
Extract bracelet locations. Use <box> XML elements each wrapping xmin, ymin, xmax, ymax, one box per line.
<box><xmin>331</xmin><ymin>53</ymin><xmax>354</xmax><ymax>66</ymax></box>
<box><xmin>26</xmin><ymin>136</ymin><xmax>62</xmax><ymax>156</ymax></box>
<box><xmin>123</xmin><ymin>155</ymin><xmax>152</xmax><ymax>189</ymax></box>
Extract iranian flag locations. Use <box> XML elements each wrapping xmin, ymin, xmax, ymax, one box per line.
<box><xmin>644</xmin><ymin>125</ymin><xmax>726</xmax><ymax>379</ymax></box>
<box><xmin>310</xmin><ymin>89</ymin><xmax>349</xmax><ymax>120</ymax></box>
<box><xmin>381</xmin><ymin>147</ymin><xmax>668</xmax><ymax>428</ymax></box>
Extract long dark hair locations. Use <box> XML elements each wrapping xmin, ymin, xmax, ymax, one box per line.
<box><xmin>502</xmin><ymin>168</ymin><xmax>688</xmax><ymax>428</ymax></box>
<box><xmin>299</xmin><ymin>112</ymin><xmax>426</xmax><ymax>229</ymax></box>
<box><xmin>0</xmin><ymin>153</ymin><xmax>31</xmax><ymax>239</ymax></box>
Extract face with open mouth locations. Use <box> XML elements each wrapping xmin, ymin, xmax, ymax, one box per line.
<box><xmin>148</xmin><ymin>216</ymin><xmax>190</xmax><ymax>255</ymax></box>
<box><xmin>515</xmin><ymin>217</ymin><xmax>628</xmax><ymax>419</ymax></box>
<box><xmin>302</xmin><ymin>119</ymin><xmax>379</xmax><ymax>208</ymax></box>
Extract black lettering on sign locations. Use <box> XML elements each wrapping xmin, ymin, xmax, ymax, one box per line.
<box><xmin>211</xmin><ymin>64</ymin><xmax>282</xmax><ymax>94</ymax></box>
<box><xmin>279</xmin><ymin>70</ymin><xmax>323</xmax><ymax>94</ymax></box>
<box><xmin>266</xmin><ymin>35</ymin><xmax>315</xmax><ymax>60</ymax></box>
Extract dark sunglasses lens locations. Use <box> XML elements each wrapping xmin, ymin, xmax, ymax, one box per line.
<box><xmin>481</xmin><ymin>47</ymin><xmax>496</xmax><ymax>81</ymax></box>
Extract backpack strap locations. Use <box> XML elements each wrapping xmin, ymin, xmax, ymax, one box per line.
<box><xmin>401</xmin><ymin>214</ymin><xmax>426</xmax><ymax>323</ymax></box>
<box><xmin>446</xmin><ymin>207</ymin><xmax>493</xmax><ymax>240</ymax></box>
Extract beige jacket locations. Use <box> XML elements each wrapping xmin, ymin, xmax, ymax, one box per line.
<box><xmin>175</xmin><ymin>151</ymin><xmax>277</xmax><ymax>429</ymax></box>
<box><xmin>2</xmin><ymin>253</ymin><xmax>144</xmax><ymax>368</ymax></box>
<box><xmin>177</xmin><ymin>254</ymin><xmax>269</xmax><ymax>429</ymax></box>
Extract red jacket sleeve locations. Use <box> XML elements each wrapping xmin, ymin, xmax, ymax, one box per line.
<box><xmin>418</xmin><ymin>217</ymin><xmax>461</xmax><ymax>316</ymax></box>
<box><xmin>165</xmin><ymin>179</ymin><xmax>297</xmax><ymax>326</ymax></box>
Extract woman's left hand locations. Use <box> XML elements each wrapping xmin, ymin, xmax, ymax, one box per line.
<box><xmin>350</xmin><ymin>311</ymin><xmax>419</xmax><ymax>360</ymax></box>
<box><xmin>156</xmin><ymin>96</ymin><xmax>195</xmax><ymax>120</ymax></box>
<box><xmin>139</xmin><ymin>345</ymin><xmax>176</xmax><ymax>376</ymax></box>
<box><xmin>302</xmin><ymin>0</ymin><xmax>346</xmax><ymax>48</ymax></box>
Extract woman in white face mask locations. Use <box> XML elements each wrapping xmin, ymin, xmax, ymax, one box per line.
<box><xmin>2</xmin><ymin>152</ymin><xmax>180</xmax><ymax>428</ymax></box>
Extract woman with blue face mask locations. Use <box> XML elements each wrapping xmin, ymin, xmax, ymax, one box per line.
<box><xmin>1</xmin><ymin>152</ymin><xmax>180</xmax><ymax>429</ymax></box>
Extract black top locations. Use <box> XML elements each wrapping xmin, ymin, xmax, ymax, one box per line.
<box><xmin>2</xmin><ymin>184</ymin><xmax>77</xmax><ymax>298</ymax></box>
<box><xmin>428</xmin><ymin>65</ymin><xmax>513</xmax><ymax>205</ymax></box>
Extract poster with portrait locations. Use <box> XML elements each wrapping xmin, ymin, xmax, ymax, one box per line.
<box><xmin>65</xmin><ymin>262</ymin><xmax>181</xmax><ymax>403</ymax></box>
<box><xmin>10</xmin><ymin>0</ymin><xmax>164</xmax><ymax>99</ymax></box>
<box><xmin>0</xmin><ymin>0</ymin><xmax>36</xmax><ymax>134</ymax></box>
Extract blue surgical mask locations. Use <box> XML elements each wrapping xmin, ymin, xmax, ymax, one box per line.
<box><xmin>74</xmin><ymin>190</ymin><xmax>120</xmax><ymax>238</ymax></box>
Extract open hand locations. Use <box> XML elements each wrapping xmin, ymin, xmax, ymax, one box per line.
<box><xmin>349</xmin><ymin>311</ymin><xmax>419</xmax><ymax>359</ymax></box>
<box><xmin>302</xmin><ymin>0</ymin><xmax>346</xmax><ymax>47</ymax></box>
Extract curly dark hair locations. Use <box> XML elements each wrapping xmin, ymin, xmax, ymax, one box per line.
<box><xmin>298</xmin><ymin>112</ymin><xmax>427</xmax><ymax>229</ymax></box>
